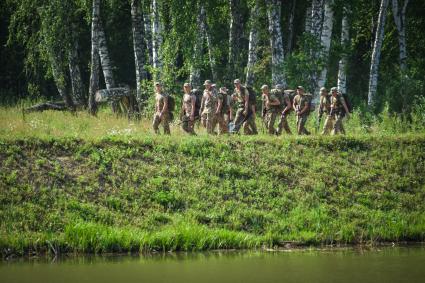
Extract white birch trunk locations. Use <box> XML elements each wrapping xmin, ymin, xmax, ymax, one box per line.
<box><xmin>368</xmin><ymin>0</ymin><xmax>389</xmax><ymax>107</ymax></box>
<box><xmin>144</xmin><ymin>11</ymin><xmax>153</xmax><ymax>66</ymax></box>
<box><xmin>316</xmin><ymin>0</ymin><xmax>334</xmax><ymax>101</ymax></box>
<box><xmin>88</xmin><ymin>0</ymin><xmax>100</xmax><ymax>115</ymax></box>
<box><xmin>190</xmin><ymin>3</ymin><xmax>206</xmax><ymax>88</ymax></box>
<box><xmin>391</xmin><ymin>0</ymin><xmax>409</xmax><ymax>72</ymax></box>
<box><xmin>228</xmin><ymin>0</ymin><xmax>242</xmax><ymax>78</ymax></box>
<box><xmin>98</xmin><ymin>19</ymin><xmax>115</xmax><ymax>89</ymax></box>
<box><xmin>304</xmin><ymin>4</ymin><xmax>312</xmax><ymax>34</ymax></box>
<box><xmin>267</xmin><ymin>0</ymin><xmax>286</xmax><ymax>87</ymax></box>
<box><xmin>309</xmin><ymin>0</ymin><xmax>324</xmax><ymax>97</ymax></box>
<box><xmin>152</xmin><ymin>0</ymin><xmax>163</xmax><ymax>79</ymax></box>
<box><xmin>68</xmin><ymin>34</ymin><xmax>85</xmax><ymax>106</ymax></box>
<box><xmin>245</xmin><ymin>1</ymin><xmax>259</xmax><ymax>86</ymax></box>
<box><xmin>131</xmin><ymin>0</ymin><xmax>148</xmax><ymax>103</ymax></box>
<box><xmin>337</xmin><ymin>6</ymin><xmax>349</xmax><ymax>95</ymax></box>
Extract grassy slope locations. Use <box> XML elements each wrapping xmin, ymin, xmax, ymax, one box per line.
<box><xmin>1</xmin><ymin>134</ymin><xmax>425</xmax><ymax>256</ymax></box>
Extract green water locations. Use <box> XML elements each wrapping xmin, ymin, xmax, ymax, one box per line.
<box><xmin>1</xmin><ymin>247</ymin><xmax>425</xmax><ymax>283</ymax></box>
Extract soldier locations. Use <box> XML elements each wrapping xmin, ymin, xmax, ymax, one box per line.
<box><xmin>275</xmin><ymin>84</ymin><xmax>293</xmax><ymax>135</ymax></box>
<box><xmin>152</xmin><ymin>82</ymin><xmax>170</xmax><ymax>135</ymax></box>
<box><xmin>200</xmin><ymin>80</ymin><xmax>217</xmax><ymax>134</ymax></box>
<box><xmin>261</xmin><ymin>85</ymin><xmax>280</xmax><ymax>135</ymax></box>
<box><xmin>180</xmin><ymin>82</ymin><xmax>196</xmax><ymax>135</ymax></box>
<box><xmin>293</xmin><ymin>86</ymin><xmax>311</xmax><ymax>135</ymax></box>
<box><xmin>213</xmin><ymin>87</ymin><xmax>229</xmax><ymax>135</ymax></box>
<box><xmin>232</xmin><ymin>79</ymin><xmax>258</xmax><ymax>135</ymax></box>
<box><xmin>318</xmin><ymin>87</ymin><xmax>333</xmax><ymax>135</ymax></box>
<box><xmin>329</xmin><ymin>87</ymin><xmax>350</xmax><ymax>135</ymax></box>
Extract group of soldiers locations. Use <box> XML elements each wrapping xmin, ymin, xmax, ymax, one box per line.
<box><xmin>152</xmin><ymin>79</ymin><xmax>350</xmax><ymax>136</ymax></box>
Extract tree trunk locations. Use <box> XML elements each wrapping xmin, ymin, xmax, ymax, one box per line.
<box><xmin>152</xmin><ymin>0</ymin><xmax>163</xmax><ymax>80</ymax></box>
<box><xmin>68</xmin><ymin>29</ymin><xmax>86</xmax><ymax>106</ymax></box>
<box><xmin>245</xmin><ymin>0</ymin><xmax>259</xmax><ymax>86</ymax></box>
<box><xmin>310</xmin><ymin>0</ymin><xmax>324</xmax><ymax>39</ymax></box>
<box><xmin>304</xmin><ymin>3</ymin><xmax>312</xmax><ymax>34</ymax></box>
<box><xmin>144</xmin><ymin>10</ymin><xmax>153</xmax><ymax>67</ymax></box>
<box><xmin>286</xmin><ymin>0</ymin><xmax>297</xmax><ymax>54</ymax></box>
<box><xmin>316</xmin><ymin>0</ymin><xmax>334</xmax><ymax>98</ymax></box>
<box><xmin>267</xmin><ymin>0</ymin><xmax>286</xmax><ymax>87</ymax></box>
<box><xmin>199</xmin><ymin>5</ymin><xmax>218</xmax><ymax>82</ymax></box>
<box><xmin>98</xmin><ymin>19</ymin><xmax>115</xmax><ymax>90</ymax></box>
<box><xmin>368</xmin><ymin>0</ymin><xmax>389</xmax><ymax>108</ymax></box>
<box><xmin>88</xmin><ymin>0</ymin><xmax>100</xmax><ymax>115</ymax></box>
<box><xmin>190</xmin><ymin>3</ymin><xmax>206</xmax><ymax>88</ymax></box>
<box><xmin>131</xmin><ymin>0</ymin><xmax>148</xmax><ymax>104</ymax></box>
<box><xmin>49</xmin><ymin>50</ymin><xmax>75</xmax><ymax>111</ymax></box>
<box><xmin>391</xmin><ymin>0</ymin><xmax>409</xmax><ymax>72</ymax></box>
<box><xmin>337</xmin><ymin>6</ymin><xmax>349</xmax><ymax>95</ymax></box>
<box><xmin>228</xmin><ymin>0</ymin><xmax>242</xmax><ymax>80</ymax></box>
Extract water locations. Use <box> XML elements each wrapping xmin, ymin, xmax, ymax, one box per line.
<box><xmin>1</xmin><ymin>247</ymin><xmax>425</xmax><ymax>283</ymax></box>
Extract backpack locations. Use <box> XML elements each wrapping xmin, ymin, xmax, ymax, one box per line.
<box><xmin>245</xmin><ymin>85</ymin><xmax>257</xmax><ymax>106</ymax></box>
<box><xmin>304</xmin><ymin>93</ymin><xmax>315</xmax><ymax>113</ymax></box>
<box><xmin>191</xmin><ymin>89</ymin><xmax>203</xmax><ymax>118</ymax></box>
<box><xmin>340</xmin><ymin>93</ymin><xmax>352</xmax><ymax>116</ymax></box>
<box><xmin>220</xmin><ymin>92</ymin><xmax>230</xmax><ymax>114</ymax></box>
<box><xmin>167</xmin><ymin>94</ymin><xmax>176</xmax><ymax>113</ymax></box>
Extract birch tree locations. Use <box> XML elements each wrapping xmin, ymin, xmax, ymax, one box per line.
<box><xmin>368</xmin><ymin>0</ymin><xmax>389</xmax><ymax>107</ymax></box>
<box><xmin>267</xmin><ymin>0</ymin><xmax>286</xmax><ymax>86</ymax></box>
<box><xmin>228</xmin><ymin>0</ymin><xmax>242</xmax><ymax>79</ymax></box>
<box><xmin>391</xmin><ymin>0</ymin><xmax>409</xmax><ymax>72</ymax></box>
<box><xmin>304</xmin><ymin>3</ymin><xmax>312</xmax><ymax>34</ymax></box>
<box><xmin>190</xmin><ymin>3</ymin><xmax>206</xmax><ymax>88</ymax></box>
<box><xmin>316</xmin><ymin>0</ymin><xmax>334</xmax><ymax>98</ymax></box>
<box><xmin>152</xmin><ymin>0</ymin><xmax>163</xmax><ymax>80</ymax></box>
<box><xmin>88</xmin><ymin>0</ymin><xmax>100</xmax><ymax>115</ymax></box>
<box><xmin>144</xmin><ymin>7</ymin><xmax>154</xmax><ymax>66</ymax></box>
<box><xmin>98</xmin><ymin>19</ymin><xmax>116</xmax><ymax>90</ymax></box>
<box><xmin>337</xmin><ymin>6</ymin><xmax>349</xmax><ymax>95</ymax></box>
<box><xmin>245</xmin><ymin>0</ymin><xmax>259</xmax><ymax>86</ymax></box>
<box><xmin>131</xmin><ymin>0</ymin><xmax>148</xmax><ymax>104</ymax></box>
<box><xmin>203</xmin><ymin>9</ymin><xmax>218</xmax><ymax>82</ymax></box>
<box><xmin>309</xmin><ymin>0</ymin><xmax>324</xmax><ymax>98</ymax></box>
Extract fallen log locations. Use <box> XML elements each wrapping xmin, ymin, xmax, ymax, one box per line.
<box><xmin>95</xmin><ymin>87</ymin><xmax>131</xmax><ymax>103</ymax></box>
<box><xmin>24</xmin><ymin>101</ymin><xmax>68</xmax><ymax>113</ymax></box>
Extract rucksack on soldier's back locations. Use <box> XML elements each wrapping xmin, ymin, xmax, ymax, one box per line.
<box><xmin>191</xmin><ymin>89</ymin><xmax>203</xmax><ymax>118</ymax></box>
<box><xmin>245</xmin><ymin>85</ymin><xmax>257</xmax><ymax>106</ymax></box>
<box><xmin>340</xmin><ymin>92</ymin><xmax>352</xmax><ymax>115</ymax></box>
<box><xmin>167</xmin><ymin>94</ymin><xmax>176</xmax><ymax>113</ymax></box>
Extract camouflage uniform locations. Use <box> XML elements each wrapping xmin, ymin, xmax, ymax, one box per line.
<box><xmin>213</xmin><ymin>91</ymin><xmax>228</xmax><ymax>135</ymax></box>
<box><xmin>201</xmin><ymin>89</ymin><xmax>217</xmax><ymax>134</ymax></box>
<box><xmin>276</xmin><ymin>91</ymin><xmax>292</xmax><ymax>135</ymax></box>
<box><xmin>233</xmin><ymin>86</ymin><xmax>258</xmax><ymax>135</ymax></box>
<box><xmin>181</xmin><ymin>93</ymin><xmax>196</xmax><ymax>135</ymax></box>
<box><xmin>293</xmin><ymin>93</ymin><xmax>311</xmax><ymax>135</ymax></box>
<box><xmin>320</xmin><ymin>94</ymin><xmax>333</xmax><ymax>135</ymax></box>
<box><xmin>330</xmin><ymin>94</ymin><xmax>346</xmax><ymax>135</ymax></box>
<box><xmin>262</xmin><ymin>91</ymin><xmax>279</xmax><ymax>135</ymax></box>
<box><xmin>152</xmin><ymin>92</ymin><xmax>171</xmax><ymax>135</ymax></box>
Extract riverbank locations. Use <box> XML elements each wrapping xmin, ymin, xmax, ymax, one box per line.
<box><xmin>1</xmin><ymin>135</ymin><xmax>425</xmax><ymax>256</ymax></box>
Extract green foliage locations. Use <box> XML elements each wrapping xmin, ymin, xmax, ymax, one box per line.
<box><xmin>1</xmin><ymin>132</ymin><xmax>425</xmax><ymax>256</ymax></box>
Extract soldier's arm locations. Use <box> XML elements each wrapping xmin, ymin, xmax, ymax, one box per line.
<box><xmin>292</xmin><ymin>98</ymin><xmax>298</xmax><ymax>112</ymax></box>
<box><xmin>200</xmin><ymin>95</ymin><xmax>205</xmax><ymax>113</ymax></box>
<box><xmin>283</xmin><ymin>96</ymin><xmax>292</xmax><ymax>114</ymax></box>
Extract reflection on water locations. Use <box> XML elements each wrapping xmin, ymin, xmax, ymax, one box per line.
<box><xmin>1</xmin><ymin>246</ymin><xmax>425</xmax><ymax>283</ymax></box>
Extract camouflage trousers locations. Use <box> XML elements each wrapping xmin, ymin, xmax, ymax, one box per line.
<box><xmin>276</xmin><ymin>113</ymin><xmax>292</xmax><ymax>135</ymax></box>
<box><xmin>152</xmin><ymin>112</ymin><xmax>170</xmax><ymax>135</ymax></box>
<box><xmin>264</xmin><ymin>110</ymin><xmax>278</xmax><ymax>135</ymax></box>
<box><xmin>296</xmin><ymin>114</ymin><xmax>310</xmax><ymax>135</ymax></box>
<box><xmin>181</xmin><ymin>115</ymin><xmax>195</xmax><ymax>135</ymax></box>
<box><xmin>331</xmin><ymin>113</ymin><xmax>346</xmax><ymax>135</ymax></box>
<box><xmin>202</xmin><ymin>112</ymin><xmax>216</xmax><ymax>134</ymax></box>
<box><xmin>233</xmin><ymin>108</ymin><xmax>258</xmax><ymax>135</ymax></box>
<box><xmin>213</xmin><ymin>113</ymin><xmax>228</xmax><ymax>135</ymax></box>
<box><xmin>321</xmin><ymin>114</ymin><xmax>333</xmax><ymax>135</ymax></box>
